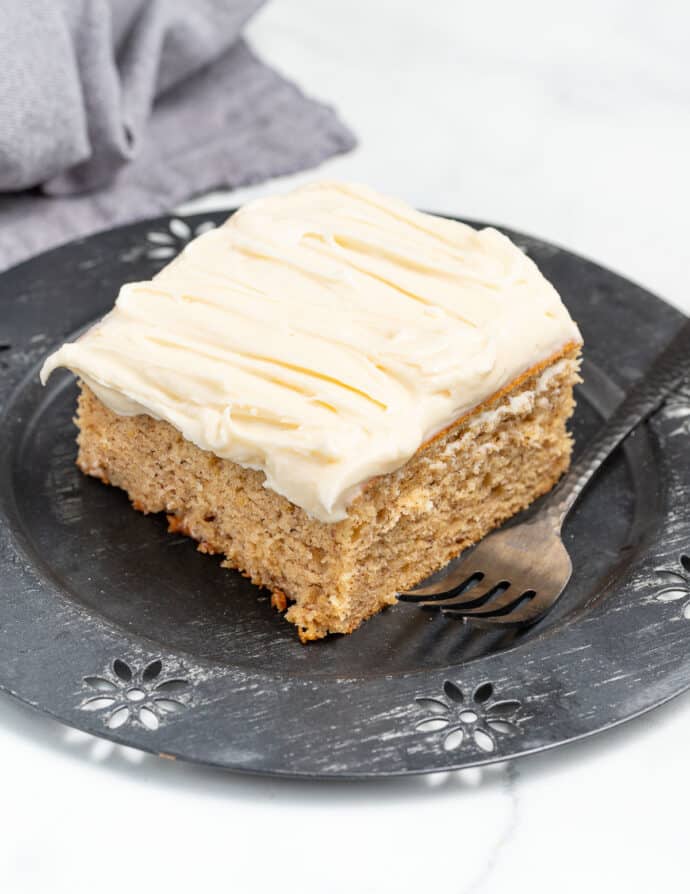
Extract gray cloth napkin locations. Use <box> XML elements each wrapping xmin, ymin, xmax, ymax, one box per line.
<box><xmin>0</xmin><ymin>0</ymin><xmax>355</xmax><ymax>271</ymax></box>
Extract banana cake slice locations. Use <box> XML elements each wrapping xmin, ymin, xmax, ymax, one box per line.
<box><xmin>41</xmin><ymin>181</ymin><xmax>582</xmax><ymax>641</ymax></box>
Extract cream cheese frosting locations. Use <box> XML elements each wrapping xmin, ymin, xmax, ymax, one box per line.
<box><xmin>41</xmin><ymin>181</ymin><xmax>582</xmax><ymax>522</ymax></box>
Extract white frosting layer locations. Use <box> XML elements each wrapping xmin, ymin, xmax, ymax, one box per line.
<box><xmin>41</xmin><ymin>181</ymin><xmax>581</xmax><ymax>522</ymax></box>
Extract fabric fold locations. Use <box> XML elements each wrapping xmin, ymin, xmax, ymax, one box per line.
<box><xmin>0</xmin><ymin>0</ymin><xmax>356</xmax><ymax>270</ymax></box>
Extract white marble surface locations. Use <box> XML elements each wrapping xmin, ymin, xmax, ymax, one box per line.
<box><xmin>2</xmin><ymin>2</ymin><xmax>689</xmax><ymax>891</ymax></box>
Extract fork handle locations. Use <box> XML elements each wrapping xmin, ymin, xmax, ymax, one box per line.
<box><xmin>547</xmin><ymin>317</ymin><xmax>690</xmax><ymax>529</ymax></box>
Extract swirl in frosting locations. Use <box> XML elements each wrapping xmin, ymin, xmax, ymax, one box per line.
<box><xmin>41</xmin><ymin>181</ymin><xmax>582</xmax><ymax>521</ymax></box>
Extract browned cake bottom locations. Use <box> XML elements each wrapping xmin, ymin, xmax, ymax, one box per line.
<box><xmin>75</xmin><ymin>345</ymin><xmax>580</xmax><ymax>641</ymax></box>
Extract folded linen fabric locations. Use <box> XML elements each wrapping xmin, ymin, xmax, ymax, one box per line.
<box><xmin>0</xmin><ymin>0</ymin><xmax>355</xmax><ymax>270</ymax></box>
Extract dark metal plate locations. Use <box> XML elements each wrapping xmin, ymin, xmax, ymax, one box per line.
<box><xmin>1</xmin><ymin>212</ymin><xmax>689</xmax><ymax>777</ymax></box>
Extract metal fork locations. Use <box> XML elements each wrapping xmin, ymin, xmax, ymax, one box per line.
<box><xmin>399</xmin><ymin>319</ymin><xmax>690</xmax><ymax>626</ymax></box>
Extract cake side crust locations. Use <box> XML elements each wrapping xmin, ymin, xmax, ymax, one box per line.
<box><xmin>74</xmin><ymin>345</ymin><xmax>580</xmax><ymax>641</ymax></box>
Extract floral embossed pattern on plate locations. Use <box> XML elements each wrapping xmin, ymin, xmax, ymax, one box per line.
<box><xmin>80</xmin><ymin>658</ymin><xmax>191</xmax><ymax>731</ymax></box>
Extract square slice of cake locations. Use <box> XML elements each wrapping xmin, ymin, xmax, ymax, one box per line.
<box><xmin>42</xmin><ymin>181</ymin><xmax>582</xmax><ymax>641</ymax></box>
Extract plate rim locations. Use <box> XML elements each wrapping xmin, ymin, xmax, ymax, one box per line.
<box><xmin>1</xmin><ymin>210</ymin><xmax>689</xmax><ymax>778</ymax></box>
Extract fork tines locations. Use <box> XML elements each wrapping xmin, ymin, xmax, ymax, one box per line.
<box><xmin>398</xmin><ymin>573</ymin><xmax>540</xmax><ymax>624</ymax></box>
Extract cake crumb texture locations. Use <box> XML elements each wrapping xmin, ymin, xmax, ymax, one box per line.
<box><xmin>75</xmin><ymin>347</ymin><xmax>580</xmax><ymax>641</ymax></box>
